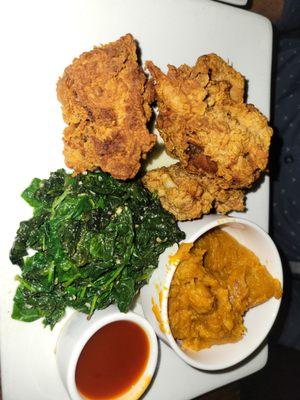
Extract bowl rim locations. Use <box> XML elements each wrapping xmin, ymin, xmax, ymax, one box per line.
<box><xmin>161</xmin><ymin>216</ymin><xmax>283</xmax><ymax>371</ymax></box>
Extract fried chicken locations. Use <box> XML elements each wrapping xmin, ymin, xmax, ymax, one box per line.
<box><xmin>147</xmin><ymin>54</ymin><xmax>272</xmax><ymax>188</ymax></box>
<box><xmin>142</xmin><ymin>163</ymin><xmax>245</xmax><ymax>221</ymax></box>
<box><xmin>57</xmin><ymin>34</ymin><xmax>156</xmax><ymax>180</ymax></box>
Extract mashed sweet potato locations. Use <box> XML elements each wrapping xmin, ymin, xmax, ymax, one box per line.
<box><xmin>168</xmin><ymin>229</ymin><xmax>282</xmax><ymax>351</ymax></box>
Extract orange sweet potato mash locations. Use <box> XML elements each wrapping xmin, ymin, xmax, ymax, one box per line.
<box><xmin>168</xmin><ymin>228</ymin><xmax>282</xmax><ymax>351</ymax></box>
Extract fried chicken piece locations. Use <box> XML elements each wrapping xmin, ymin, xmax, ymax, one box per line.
<box><xmin>147</xmin><ymin>55</ymin><xmax>272</xmax><ymax>188</ymax></box>
<box><xmin>197</xmin><ymin>53</ymin><xmax>245</xmax><ymax>103</ymax></box>
<box><xmin>142</xmin><ymin>163</ymin><xmax>245</xmax><ymax>221</ymax></box>
<box><xmin>57</xmin><ymin>34</ymin><xmax>156</xmax><ymax>180</ymax></box>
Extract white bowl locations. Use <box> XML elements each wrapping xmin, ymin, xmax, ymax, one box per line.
<box><xmin>56</xmin><ymin>305</ymin><xmax>158</xmax><ymax>400</ymax></box>
<box><xmin>140</xmin><ymin>215</ymin><xmax>283</xmax><ymax>371</ymax></box>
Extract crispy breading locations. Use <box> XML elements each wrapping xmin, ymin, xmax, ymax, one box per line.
<box><xmin>142</xmin><ymin>163</ymin><xmax>245</xmax><ymax>221</ymax></box>
<box><xmin>57</xmin><ymin>34</ymin><xmax>156</xmax><ymax>179</ymax></box>
<box><xmin>147</xmin><ymin>55</ymin><xmax>272</xmax><ymax>188</ymax></box>
<box><xmin>196</xmin><ymin>53</ymin><xmax>245</xmax><ymax>103</ymax></box>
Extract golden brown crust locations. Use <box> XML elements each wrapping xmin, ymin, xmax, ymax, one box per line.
<box><xmin>142</xmin><ymin>163</ymin><xmax>245</xmax><ymax>221</ymax></box>
<box><xmin>196</xmin><ymin>53</ymin><xmax>245</xmax><ymax>103</ymax></box>
<box><xmin>57</xmin><ymin>34</ymin><xmax>156</xmax><ymax>179</ymax></box>
<box><xmin>147</xmin><ymin>55</ymin><xmax>272</xmax><ymax>188</ymax></box>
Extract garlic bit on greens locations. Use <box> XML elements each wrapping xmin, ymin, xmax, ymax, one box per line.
<box><xmin>10</xmin><ymin>169</ymin><xmax>185</xmax><ymax>328</ymax></box>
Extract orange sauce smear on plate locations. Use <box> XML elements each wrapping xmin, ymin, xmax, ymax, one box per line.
<box><xmin>75</xmin><ymin>320</ymin><xmax>150</xmax><ymax>400</ymax></box>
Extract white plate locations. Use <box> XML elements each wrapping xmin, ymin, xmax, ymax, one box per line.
<box><xmin>0</xmin><ymin>0</ymin><xmax>272</xmax><ymax>399</ymax></box>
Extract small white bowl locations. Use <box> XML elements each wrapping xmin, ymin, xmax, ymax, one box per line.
<box><xmin>140</xmin><ymin>215</ymin><xmax>283</xmax><ymax>371</ymax></box>
<box><xmin>56</xmin><ymin>305</ymin><xmax>158</xmax><ymax>400</ymax></box>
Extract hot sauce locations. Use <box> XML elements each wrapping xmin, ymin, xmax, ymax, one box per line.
<box><xmin>75</xmin><ymin>320</ymin><xmax>150</xmax><ymax>400</ymax></box>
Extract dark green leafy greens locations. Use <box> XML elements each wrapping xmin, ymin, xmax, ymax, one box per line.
<box><xmin>10</xmin><ymin>169</ymin><xmax>185</xmax><ymax>328</ymax></box>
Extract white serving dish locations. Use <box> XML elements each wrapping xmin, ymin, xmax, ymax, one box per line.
<box><xmin>0</xmin><ymin>0</ymin><xmax>273</xmax><ymax>399</ymax></box>
<box><xmin>56</xmin><ymin>305</ymin><xmax>158</xmax><ymax>400</ymax></box>
<box><xmin>141</xmin><ymin>215</ymin><xmax>283</xmax><ymax>370</ymax></box>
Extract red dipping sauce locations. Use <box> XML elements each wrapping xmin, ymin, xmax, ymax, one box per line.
<box><xmin>75</xmin><ymin>320</ymin><xmax>150</xmax><ymax>400</ymax></box>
